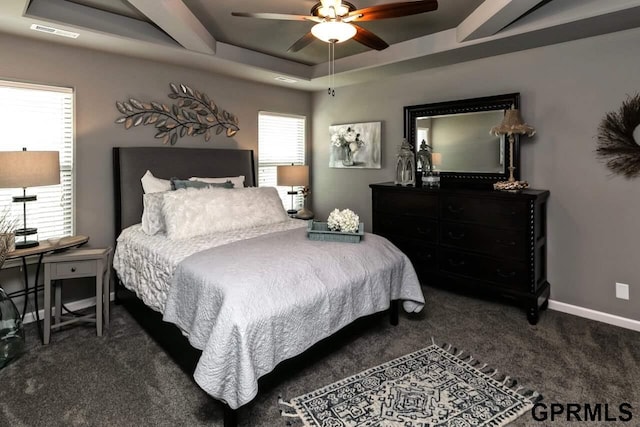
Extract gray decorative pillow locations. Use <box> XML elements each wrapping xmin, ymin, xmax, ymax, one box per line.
<box><xmin>141</xmin><ymin>192</ymin><xmax>167</xmax><ymax>235</ymax></box>
<box><xmin>170</xmin><ymin>178</ymin><xmax>234</xmax><ymax>190</ymax></box>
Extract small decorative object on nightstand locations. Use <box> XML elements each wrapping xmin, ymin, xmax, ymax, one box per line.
<box><xmin>42</xmin><ymin>247</ymin><xmax>112</xmax><ymax>345</ymax></box>
<box><xmin>296</xmin><ymin>186</ymin><xmax>314</xmax><ymax>219</ymax></box>
<box><xmin>490</xmin><ymin>108</ymin><xmax>535</xmax><ymax>191</ymax></box>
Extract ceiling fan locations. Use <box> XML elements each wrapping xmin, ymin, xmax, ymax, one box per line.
<box><xmin>232</xmin><ymin>0</ymin><xmax>438</xmax><ymax>52</ymax></box>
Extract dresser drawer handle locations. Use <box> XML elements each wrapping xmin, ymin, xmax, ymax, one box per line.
<box><xmin>447</xmin><ymin>205</ymin><xmax>464</xmax><ymax>214</ymax></box>
<box><xmin>416</xmin><ymin>227</ymin><xmax>431</xmax><ymax>235</ymax></box>
<box><xmin>496</xmin><ymin>268</ymin><xmax>516</xmax><ymax>278</ymax></box>
<box><xmin>448</xmin><ymin>258</ymin><xmax>465</xmax><ymax>267</ymax></box>
<box><xmin>447</xmin><ymin>231</ymin><xmax>466</xmax><ymax>240</ymax></box>
<box><xmin>71</xmin><ymin>267</ymin><xmax>76</xmax><ymax>273</ymax></box>
<box><xmin>495</xmin><ymin>239</ymin><xmax>516</xmax><ymax>246</ymax></box>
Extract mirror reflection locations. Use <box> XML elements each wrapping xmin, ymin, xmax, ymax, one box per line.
<box><xmin>415</xmin><ymin>110</ymin><xmax>505</xmax><ymax>174</ymax></box>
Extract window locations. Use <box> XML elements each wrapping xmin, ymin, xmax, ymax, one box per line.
<box><xmin>258</xmin><ymin>112</ymin><xmax>306</xmax><ymax>211</ymax></box>
<box><xmin>0</xmin><ymin>80</ymin><xmax>74</xmax><ymax>240</ymax></box>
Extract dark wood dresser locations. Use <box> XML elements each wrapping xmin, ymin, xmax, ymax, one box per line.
<box><xmin>370</xmin><ymin>182</ymin><xmax>550</xmax><ymax>324</ymax></box>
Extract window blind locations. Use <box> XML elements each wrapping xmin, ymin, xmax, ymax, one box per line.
<box><xmin>0</xmin><ymin>80</ymin><xmax>74</xmax><ymax>240</ymax></box>
<box><xmin>258</xmin><ymin>112</ymin><xmax>306</xmax><ymax>211</ymax></box>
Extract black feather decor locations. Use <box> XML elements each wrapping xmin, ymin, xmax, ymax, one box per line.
<box><xmin>596</xmin><ymin>93</ymin><xmax>640</xmax><ymax>178</ymax></box>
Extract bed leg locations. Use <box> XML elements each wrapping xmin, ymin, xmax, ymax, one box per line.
<box><xmin>223</xmin><ymin>404</ymin><xmax>238</xmax><ymax>427</ymax></box>
<box><xmin>390</xmin><ymin>299</ymin><xmax>399</xmax><ymax>326</ymax></box>
<box><xmin>114</xmin><ymin>274</ymin><xmax>122</xmax><ymax>305</ymax></box>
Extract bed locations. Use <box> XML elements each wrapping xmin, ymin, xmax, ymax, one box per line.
<box><xmin>112</xmin><ymin>147</ymin><xmax>424</xmax><ymax>426</ymax></box>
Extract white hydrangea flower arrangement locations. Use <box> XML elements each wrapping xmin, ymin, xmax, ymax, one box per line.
<box><xmin>327</xmin><ymin>208</ymin><xmax>360</xmax><ymax>233</ymax></box>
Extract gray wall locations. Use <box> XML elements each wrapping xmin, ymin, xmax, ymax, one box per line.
<box><xmin>311</xmin><ymin>27</ymin><xmax>640</xmax><ymax>321</ymax></box>
<box><xmin>0</xmin><ymin>33</ymin><xmax>311</xmax><ymax>302</ymax></box>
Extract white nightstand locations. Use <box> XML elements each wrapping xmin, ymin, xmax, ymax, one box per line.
<box><xmin>42</xmin><ymin>247</ymin><xmax>112</xmax><ymax>345</ymax></box>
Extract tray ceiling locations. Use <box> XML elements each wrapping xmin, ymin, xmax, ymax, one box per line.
<box><xmin>1</xmin><ymin>0</ymin><xmax>639</xmax><ymax>91</ymax></box>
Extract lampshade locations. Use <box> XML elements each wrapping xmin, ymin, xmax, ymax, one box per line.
<box><xmin>490</xmin><ymin>109</ymin><xmax>536</xmax><ymax>137</ymax></box>
<box><xmin>0</xmin><ymin>151</ymin><xmax>60</xmax><ymax>188</ymax></box>
<box><xmin>277</xmin><ymin>165</ymin><xmax>309</xmax><ymax>187</ymax></box>
<box><xmin>432</xmin><ymin>152</ymin><xmax>442</xmax><ymax>166</ymax></box>
<box><xmin>311</xmin><ymin>21</ymin><xmax>357</xmax><ymax>43</ymax></box>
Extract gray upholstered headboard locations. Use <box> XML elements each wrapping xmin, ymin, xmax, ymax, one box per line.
<box><xmin>113</xmin><ymin>147</ymin><xmax>255</xmax><ymax>236</ymax></box>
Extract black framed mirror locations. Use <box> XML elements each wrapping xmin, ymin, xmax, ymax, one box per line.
<box><xmin>404</xmin><ymin>93</ymin><xmax>520</xmax><ymax>187</ymax></box>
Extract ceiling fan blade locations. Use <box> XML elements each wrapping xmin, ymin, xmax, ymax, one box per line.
<box><xmin>347</xmin><ymin>0</ymin><xmax>438</xmax><ymax>21</ymax></box>
<box><xmin>231</xmin><ymin>12</ymin><xmax>312</xmax><ymax>21</ymax></box>
<box><xmin>287</xmin><ymin>32</ymin><xmax>316</xmax><ymax>52</ymax></box>
<box><xmin>352</xmin><ymin>25</ymin><xmax>389</xmax><ymax>51</ymax></box>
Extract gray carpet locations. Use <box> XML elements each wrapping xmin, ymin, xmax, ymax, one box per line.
<box><xmin>1</xmin><ymin>286</ymin><xmax>639</xmax><ymax>426</ymax></box>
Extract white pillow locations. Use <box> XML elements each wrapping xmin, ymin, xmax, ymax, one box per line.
<box><xmin>189</xmin><ymin>175</ymin><xmax>245</xmax><ymax>188</ymax></box>
<box><xmin>162</xmin><ymin>186</ymin><xmax>288</xmax><ymax>240</ymax></box>
<box><xmin>141</xmin><ymin>192</ymin><xmax>167</xmax><ymax>235</ymax></box>
<box><xmin>141</xmin><ymin>170</ymin><xmax>171</xmax><ymax>194</ymax></box>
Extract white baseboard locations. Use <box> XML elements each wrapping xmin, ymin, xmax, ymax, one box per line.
<box><xmin>22</xmin><ymin>292</ymin><xmax>115</xmax><ymax>325</ymax></box>
<box><xmin>548</xmin><ymin>299</ymin><xmax>640</xmax><ymax>332</ymax></box>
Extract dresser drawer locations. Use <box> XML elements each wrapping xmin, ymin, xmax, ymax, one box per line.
<box><xmin>374</xmin><ymin>190</ymin><xmax>438</xmax><ymax>218</ymax></box>
<box><xmin>52</xmin><ymin>260</ymin><xmax>97</xmax><ymax>279</ymax></box>
<box><xmin>385</xmin><ymin>237</ymin><xmax>438</xmax><ymax>280</ymax></box>
<box><xmin>394</xmin><ymin>238</ymin><xmax>437</xmax><ymax>269</ymax></box>
<box><xmin>375</xmin><ymin>214</ymin><xmax>438</xmax><ymax>243</ymax></box>
<box><xmin>440</xmin><ymin>222</ymin><xmax>528</xmax><ymax>260</ymax></box>
<box><xmin>439</xmin><ymin>248</ymin><xmax>529</xmax><ymax>291</ymax></box>
<box><xmin>441</xmin><ymin>195</ymin><xmax>529</xmax><ymax>229</ymax></box>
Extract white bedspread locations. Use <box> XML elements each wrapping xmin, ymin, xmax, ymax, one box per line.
<box><xmin>162</xmin><ymin>227</ymin><xmax>424</xmax><ymax>409</ymax></box>
<box><xmin>112</xmin><ymin>219</ymin><xmax>306</xmax><ymax>312</ymax></box>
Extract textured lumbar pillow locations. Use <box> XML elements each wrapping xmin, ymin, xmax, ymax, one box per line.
<box><xmin>162</xmin><ymin>186</ymin><xmax>288</xmax><ymax>240</ymax></box>
<box><xmin>141</xmin><ymin>191</ymin><xmax>168</xmax><ymax>235</ymax></box>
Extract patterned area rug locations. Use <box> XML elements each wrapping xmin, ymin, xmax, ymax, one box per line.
<box><xmin>280</xmin><ymin>341</ymin><xmax>541</xmax><ymax>427</ymax></box>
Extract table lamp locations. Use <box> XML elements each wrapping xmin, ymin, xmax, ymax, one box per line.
<box><xmin>0</xmin><ymin>148</ymin><xmax>60</xmax><ymax>249</ymax></box>
<box><xmin>490</xmin><ymin>108</ymin><xmax>535</xmax><ymax>191</ymax></box>
<box><xmin>277</xmin><ymin>164</ymin><xmax>312</xmax><ymax>219</ymax></box>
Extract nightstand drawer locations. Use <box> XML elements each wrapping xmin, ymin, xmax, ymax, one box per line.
<box><xmin>52</xmin><ymin>260</ymin><xmax>97</xmax><ymax>279</ymax></box>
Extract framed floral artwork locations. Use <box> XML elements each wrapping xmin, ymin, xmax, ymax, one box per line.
<box><xmin>329</xmin><ymin>121</ymin><xmax>382</xmax><ymax>169</ymax></box>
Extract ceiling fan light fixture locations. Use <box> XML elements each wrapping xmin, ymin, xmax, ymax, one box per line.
<box><xmin>311</xmin><ymin>21</ymin><xmax>357</xmax><ymax>43</ymax></box>
<box><xmin>317</xmin><ymin>4</ymin><xmax>350</xmax><ymax>18</ymax></box>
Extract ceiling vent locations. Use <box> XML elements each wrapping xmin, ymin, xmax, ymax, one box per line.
<box><xmin>30</xmin><ymin>24</ymin><xmax>80</xmax><ymax>39</ymax></box>
<box><xmin>274</xmin><ymin>76</ymin><xmax>297</xmax><ymax>83</ymax></box>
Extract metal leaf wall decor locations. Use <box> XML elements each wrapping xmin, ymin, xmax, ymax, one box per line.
<box><xmin>115</xmin><ymin>83</ymin><xmax>239</xmax><ymax>145</ymax></box>
<box><xmin>596</xmin><ymin>93</ymin><xmax>640</xmax><ymax>178</ymax></box>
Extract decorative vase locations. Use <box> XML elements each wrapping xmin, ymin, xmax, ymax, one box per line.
<box><xmin>0</xmin><ymin>287</ymin><xmax>25</xmax><ymax>369</ymax></box>
<box><xmin>1</xmin><ymin>233</ymin><xmax>15</xmax><ymax>253</ymax></box>
<box><xmin>342</xmin><ymin>145</ymin><xmax>354</xmax><ymax>166</ymax></box>
<box><xmin>0</xmin><ymin>233</ymin><xmax>14</xmax><ymax>270</ymax></box>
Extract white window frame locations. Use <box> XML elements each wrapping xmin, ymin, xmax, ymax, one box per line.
<box><xmin>0</xmin><ymin>80</ymin><xmax>75</xmax><ymax>250</ymax></box>
<box><xmin>257</xmin><ymin>111</ymin><xmax>306</xmax><ymax>212</ymax></box>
